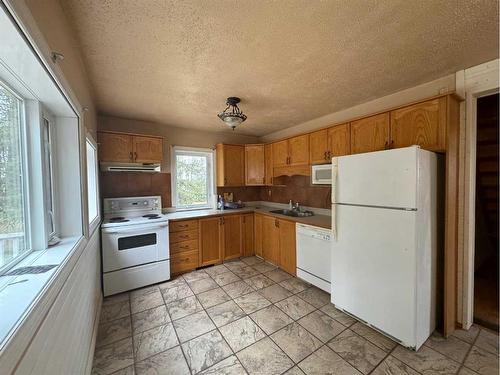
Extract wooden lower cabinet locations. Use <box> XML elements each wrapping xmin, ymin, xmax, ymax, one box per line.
<box><xmin>242</xmin><ymin>214</ymin><xmax>255</xmax><ymax>257</ymax></box>
<box><xmin>223</xmin><ymin>215</ymin><xmax>242</xmax><ymax>260</ymax></box>
<box><xmin>171</xmin><ymin>251</ymin><xmax>198</xmax><ymax>274</ymax></box>
<box><xmin>262</xmin><ymin>216</ymin><xmax>280</xmax><ymax>265</ymax></box>
<box><xmin>199</xmin><ymin>217</ymin><xmax>222</xmax><ymax>266</ymax></box>
<box><xmin>170</xmin><ymin>219</ymin><xmax>199</xmax><ymax>274</ymax></box>
<box><xmin>254</xmin><ymin>213</ymin><xmax>263</xmax><ymax>257</ymax></box>
<box><xmin>279</xmin><ymin>220</ymin><xmax>296</xmax><ymax>275</ymax></box>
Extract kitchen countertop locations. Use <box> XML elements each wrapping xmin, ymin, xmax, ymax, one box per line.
<box><xmin>163</xmin><ymin>205</ymin><xmax>332</xmax><ymax>229</ymax></box>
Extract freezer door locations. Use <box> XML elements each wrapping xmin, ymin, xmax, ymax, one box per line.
<box><xmin>331</xmin><ymin>204</ymin><xmax>417</xmax><ymax>347</ymax></box>
<box><xmin>333</xmin><ymin>147</ymin><xmax>418</xmax><ymax>209</ymax></box>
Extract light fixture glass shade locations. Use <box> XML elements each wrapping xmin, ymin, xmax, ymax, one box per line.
<box><xmin>222</xmin><ymin>115</ymin><xmax>244</xmax><ymax>127</ymax></box>
<box><xmin>217</xmin><ymin>97</ymin><xmax>247</xmax><ymax>130</ymax></box>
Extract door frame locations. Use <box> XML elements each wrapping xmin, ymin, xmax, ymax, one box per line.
<box><xmin>456</xmin><ymin>59</ymin><xmax>499</xmax><ymax>329</ymax></box>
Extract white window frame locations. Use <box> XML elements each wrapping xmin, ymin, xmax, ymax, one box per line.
<box><xmin>86</xmin><ymin>133</ymin><xmax>100</xmax><ymax>234</ymax></box>
<box><xmin>41</xmin><ymin>109</ymin><xmax>58</xmax><ymax>242</ymax></box>
<box><xmin>171</xmin><ymin>146</ymin><xmax>215</xmax><ymax>211</ymax></box>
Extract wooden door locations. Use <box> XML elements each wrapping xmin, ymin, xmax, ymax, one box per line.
<box><xmin>390</xmin><ymin>97</ymin><xmax>447</xmax><ymax>151</ymax></box>
<box><xmin>242</xmin><ymin>214</ymin><xmax>255</xmax><ymax>257</ymax></box>
<box><xmin>350</xmin><ymin>113</ymin><xmax>390</xmax><ymax>154</ymax></box>
<box><xmin>225</xmin><ymin>145</ymin><xmax>245</xmax><ymax>186</ymax></box>
<box><xmin>223</xmin><ymin>215</ymin><xmax>242</xmax><ymax>260</ymax></box>
<box><xmin>288</xmin><ymin>134</ymin><xmax>309</xmax><ymax>166</ymax></box>
<box><xmin>254</xmin><ymin>213</ymin><xmax>263</xmax><ymax>257</ymax></box>
<box><xmin>278</xmin><ymin>220</ymin><xmax>296</xmax><ymax>275</ymax></box>
<box><xmin>245</xmin><ymin>145</ymin><xmax>265</xmax><ymax>185</ymax></box>
<box><xmin>310</xmin><ymin>129</ymin><xmax>329</xmax><ymax>164</ymax></box>
<box><xmin>199</xmin><ymin>217</ymin><xmax>222</xmax><ymax>266</ymax></box>
<box><xmin>272</xmin><ymin>140</ymin><xmax>289</xmax><ymax>167</ymax></box>
<box><xmin>262</xmin><ymin>215</ymin><xmax>279</xmax><ymax>264</ymax></box>
<box><xmin>328</xmin><ymin>123</ymin><xmax>350</xmax><ymax>157</ymax></box>
<box><xmin>264</xmin><ymin>144</ymin><xmax>273</xmax><ymax>185</ymax></box>
<box><xmin>98</xmin><ymin>131</ymin><xmax>133</xmax><ymax>162</ymax></box>
<box><xmin>132</xmin><ymin>136</ymin><xmax>163</xmax><ymax>163</ymax></box>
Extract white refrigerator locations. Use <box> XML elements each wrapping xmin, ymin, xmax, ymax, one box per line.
<box><xmin>331</xmin><ymin>146</ymin><xmax>441</xmax><ymax>350</ymax></box>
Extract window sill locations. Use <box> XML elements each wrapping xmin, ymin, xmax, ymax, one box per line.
<box><xmin>0</xmin><ymin>235</ymin><xmax>83</xmax><ymax>347</ymax></box>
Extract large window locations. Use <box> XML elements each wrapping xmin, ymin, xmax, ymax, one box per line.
<box><xmin>0</xmin><ymin>83</ymin><xmax>28</xmax><ymax>271</ymax></box>
<box><xmin>172</xmin><ymin>147</ymin><xmax>214</xmax><ymax>210</ymax></box>
<box><xmin>86</xmin><ymin>136</ymin><xmax>99</xmax><ymax>229</ymax></box>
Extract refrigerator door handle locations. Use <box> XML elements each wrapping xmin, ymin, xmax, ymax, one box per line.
<box><xmin>331</xmin><ymin>157</ymin><xmax>338</xmax><ymax>239</ymax></box>
<box><xmin>332</xmin><ymin>203</ymin><xmax>337</xmax><ymax>240</ymax></box>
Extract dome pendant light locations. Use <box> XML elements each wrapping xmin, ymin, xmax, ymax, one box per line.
<box><xmin>217</xmin><ymin>97</ymin><xmax>247</xmax><ymax>130</ymax></box>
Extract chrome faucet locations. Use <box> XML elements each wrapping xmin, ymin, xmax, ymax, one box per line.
<box><xmin>288</xmin><ymin>200</ymin><xmax>300</xmax><ymax>211</ymax></box>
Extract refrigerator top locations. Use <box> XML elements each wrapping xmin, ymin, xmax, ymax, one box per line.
<box><xmin>332</xmin><ymin>146</ymin><xmax>423</xmax><ymax>210</ymax></box>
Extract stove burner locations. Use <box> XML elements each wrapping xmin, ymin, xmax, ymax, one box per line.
<box><xmin>109</xmin><ymin>216</ymin><xmax>130</xmax><ymax>223</ymax></box>
<box><xmin>143</xmin><ymin>214</ymin><xmax>161</xmax><ymax>218</ymax></box>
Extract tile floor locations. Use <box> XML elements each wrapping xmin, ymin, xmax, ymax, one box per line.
<box><xmin>92</xmin><ymin>256</ymin><xmax>500</xmax><ymax>375</ymax></box>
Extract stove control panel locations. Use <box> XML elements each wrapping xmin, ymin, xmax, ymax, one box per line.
<box><xmin>103</xmin><ymin>196</ymin><xmax>162</xmax><ymax>215</ymax></box>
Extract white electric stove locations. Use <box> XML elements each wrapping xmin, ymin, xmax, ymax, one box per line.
<box><xmin>101</xmin><ymin>196</ymin><xmax>170</xmax><ymax>296</ymax></box>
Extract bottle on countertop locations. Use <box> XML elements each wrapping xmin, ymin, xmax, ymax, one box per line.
<box><xmin>217</xmin><ymin>195</ymin><xmax>225</xmax><ymax>210</ymax></box>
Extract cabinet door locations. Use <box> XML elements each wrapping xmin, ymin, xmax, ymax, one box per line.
<box><xmin>272</xmin><ymin>140</ymin><xmax>289</xmax><ymax>167</ymax></box>
<box><xmin>328</xmin><ymin>123</ymin><xmax>350</xmax><ymax>157</ymax></box>
<box><xmin>225</xmin><ymin>145</ymin><xmax>245</xmax><ymax>186</ymax></box>
<box><xmin>390</xmin><ymin>97</ymin><xmax>447</xmax><ymax>151</ymax></box>
<box><xmin>132</xmin><ymin>136</ymin><xmax>163</xmax><ymax>163</ymax></box>
<box><xmin>288</xmin><ymin>134</ymin><xmax>309</xmax><ymax>166</ymax></box>
<box><xmin>254</xmin><ymin>213</ymin><xmax>263</xmax><ymax>257</ymax></box>
<box><xmin>223</xmin><ymin>215</ymin><xmax>242</xmax><ymax>260</ymax></box>
<box><xmin>98</xmin><ymin>132</ymin><xmax>133</xmax><ymax>162</ymax></box>
<box><xmin>199</xmin><ymin>217</ymin><xmax>222</xmax><ymax>266</ymax></box>
<box><xmin>310</xmin><ymin>129</ymin><xmax>329</xmax><ymax>164</ymax></box>
<box><xmin>264</xmin><ymin>144</ymin><xmax>273</xmax><ymax>185</ymax></box>
<box><xmin>245</xmin><ymin>145</ymin><xmax>265</xmax><ymax>185</ymax></box>
<box><xmin>262</xmin><ymin>216</ymin><xmax>279</xmax><ymax>265</ymax></box>
<box><xmin>350</xmin><ymin>113</ymin><xmax>390</xmax><ymax>154</ymax></box>
<box><xmin>242</xmin><ymin>214</ymin><xmax>255</xmax><ymax>257</ymax></box>
<box><xmin>278</xmin><ymin>220</ymin><xmax>296</xmax><ymax>275</ymax></box>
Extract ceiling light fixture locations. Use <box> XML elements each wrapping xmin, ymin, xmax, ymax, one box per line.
<box><xmin>217</xmin><ymin>97</ymin><xmax>247</xmax><ymax>130</ymax></box>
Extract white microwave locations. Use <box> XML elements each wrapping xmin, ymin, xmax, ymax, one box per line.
<box><xmin>311</xmin><ymin>164</ymin><xmax>332</xmax><ymax>185</ymax></box>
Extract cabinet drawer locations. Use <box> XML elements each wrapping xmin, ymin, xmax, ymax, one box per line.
<box><xmin>170</xmin><ymin>239</ymin><xmax>198</xmax><ymax>254</ymax></box>
<box><xmin>170</xmin><ymin>229</ymin><xmax>198</xmax><ymax>243</ymax></box>
<box><xmin>171</xmin><ymin>250</ymin><xmax>199</xmax><ymax>274</ymax></box>
<box><xmin>170</xmin><ymin>220</ymin><xmax>199</xmax><ymax>233</ymax></box>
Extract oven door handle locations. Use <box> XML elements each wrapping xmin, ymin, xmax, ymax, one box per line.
<box><xmin>102</xmin><ymin>223</ymin><xmax>168</xmax><ymax>234</ymax></box>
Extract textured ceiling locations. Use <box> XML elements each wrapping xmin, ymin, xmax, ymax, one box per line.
<box><xmin>61</xmin><ymin>0</ymin><xmax>499</xmax><ymax>136</ymax></box>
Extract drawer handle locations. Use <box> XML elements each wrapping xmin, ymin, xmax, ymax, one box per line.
<box><xmin>180</xmin><ymin>245</ymin><xmax>190</xmax><ymax>249</ymax></box>
<box><xmin>178</xmin><ymin>224</ymin><xmax>188</xmax><ymax>228</ymax></box>
<box><xmin>179</xmin><ymin>235</ymin><xmax>189</xmax><ymax>239</ymax></box>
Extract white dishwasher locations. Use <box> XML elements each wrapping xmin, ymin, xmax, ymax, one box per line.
<box><xmin>296</xmin><ymin>223</ymin><xmax>332</xmax><ymax>292</ymax></box>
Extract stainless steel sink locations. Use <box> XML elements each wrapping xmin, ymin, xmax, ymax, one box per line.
<box><xmin>270</xmin><ymin>209</ymin><xmax>314</xmax><ymax>217</ymax></box>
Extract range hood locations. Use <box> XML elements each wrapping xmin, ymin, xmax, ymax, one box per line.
<box><xmin>100</xmin><ymin>162</ymin><xmax>161</xmax><ymax>173</ymax></box>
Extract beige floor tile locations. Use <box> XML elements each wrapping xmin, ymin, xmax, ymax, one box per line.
<box><xmin>103</xmin><ymin>292</ymin><xmax>129</xmax><ymax>306</ymax></box>
<box><xmin>188</xmin><ymin>277</ymin><xmax>219</xmax><ymax>294</ymax></box>
<box><xmin>452</xmin><ymin>325</ymin><xmax>480</xmax><ymax>344</ymax></box>
<box><xmin>131</xmin><ymin>305</ymin><xmax>170</xmax><ymax>334</ymax></box>
<box><xmin>298</xmin><ymin>345</ymin><xmax>361</xmax><ymax>375</ymax></box>
<box><xmin>252</xmin><ymin>262</ymin><xmax>277</xmax><ymax>274</ymax></box>
<box><xmin>109</xmin><ymin>366</ymin><xmax>135</xmax><ymax>375</ymax></box>
<box><xmin>135</xmin><ymin>346</ymin><xmax>190</xmax><ymax>375</ymax></box>
<box><xmin>161</xmin><ymin>283</ymin><xmax>193</xmax><ymax>303</ymax></box>
<box><xmin>167</xmin><ymin>295</ymin><xmax>203</xmax><ymax>320</ymax></box>
<box><xmin>197</xmin><ymin>287</ymin><xmax>231</xmax><ymax>309</ymax></box>
<box><xmin>133</xmin><ymin>323</ymin><xmax>178</xmax><ymax>361</ymax></box>
<box><xmin>392</xmin><ymin>344</ymin><xmax>461</xmax><ymax>375</ymax></box>
<box><xmin>279</xmin><ymin>277</ymin><xmax>311</xmax><ymax>294</ymax></box>
<box><xmin>238</xmin><ymin>266</ymin><xmax>261</xmax><ymax>279</ymax></box>
<box><xmin>275</xmin><ymin>295</ymin><xmax>316</xmax><ymax>320</ymax></box>
<box><xmin>158</xmin><ymin>277</ymin><xmax>186</xmax><ymax>291</ymax></box>
<box><xmin>92</xmin><ymin>337</ymin><xmax>134</xmax><ymax>375</ymax></box>
<box><xmin>284</xmin><ymin>366</ymin><xmax>305</xmax><ymax>375</ymax></box>
<box><xmin>182</xmin><ymin>270</ymin><xmax>210</xmax><ymax>283</ymax></box>
<box><xmin>204</xmin><ymin>264</ymin><xmax>229</xmax><ymax>277</ymax></box>
<box><xmin>97</xmin><ymin>316</ymin><xmax>132</xmax><ymax>348</ymax></box>
<box><xmin>296</xmin><ymin>286</ymin><xmax>331</xmax><ymax>308</ymax></box>
<box><xmin>130</xmin><ymin>287</ymin><xmax>163</xmax><ymax>314</ymax></box>
<box><xmin>464</xmin><ymin>346</ymin><xmax>499</xmax><ymax>375</ymax></box>
<box><xmin>251</xmin><ymin>304</ymin><xmax>294</xmax><ymax>335</ymax></box>
<box><xmin>258</xmin><ymin>284</ymin><xmax>293</xmax><ymax>303</ymax></box>
<box><xmin>244</xmin><ymin>274</ymin><xmax>275</xmax><ymax>290</ymax></box>
<box><xmin>297</xmin><ymin>310</ymin><xmax>346</xmax><ymax>343</ymax></box>
<box><xmin>241</xmin><ymin>256</ymin><xmax>264</xmax><ymax>266</ymax></box>
<box><xmin>206</xmin><ymin>300</ymin><xmax>246</xmax><ymax>327</ymax></box>
<box><xmin>182</xmin><ymin>330</ymin><xmax>232</xmax><ymax>374</ymax></box>
<box><xmin>222</xmin><ymin>280</ymin><xmax>255</xmax><ymax>299</ymax></box>
<box><xmin>173</xmin><ymin>310</ymin><xmax>216</xmax><ymax>343</ymax></box>
<box><xmin>350</xmin><ymin>322</ymin><xmax>398</xmax><ymax>352</ymax></box>
<box><xmin>475</xmin><ymin>329</ymin><xmax>499</xmax><ymax>355</ymax></box>
<box><xmin>371</xmin><ymin>355</ymin><xmax>420</xmax><ymax>375</ymax></box>
<box><xmin>213</xmin><ymin>271</ymin><xmax>241</xmax><ymax>286</ymax></box>
<box><xmin>219</xmin><ymin>316</ymin><xmax>266</xmax><ymax>352</ymax></box>
<box><xmin>424</xmin><ymin>332</ymin><xmax>471</xmax><ymax>362</ymax></box>
<box><xmin>199</xmin><ymin>355</ymin><xmax>247</xmax><ymax>375</ymax></box>
<box><xmin>237</xmin><ymin>337</ymin><xmax>294</xmax><ymax>375</ymax></box>
<box><xmin>271</xmin><ymin>322</ymin><xmax>322</xmax><ymax>362</ymax></box>
<box><xmin>100</xmin><ymin>299</ymin><xmax>130</xmax><ymax>324</ymax></box>
<box><xmin>320</xmin><ymin>303</ymin><xmax>357</xmax><ymax>327</ymax></box>
<box><xmin>265</xmin><ymin>268</ymin><xmax>293</xmax><ymax>283</ymax></box>
<box><xmin>234</xmin><ymin>291</ymin><xmax>271</xmax><ymax>314</ymax></box>
<box><xmin>328</xmin><ymin>329</ymin><xmax>386</xmax><ymax>374</ymax></box>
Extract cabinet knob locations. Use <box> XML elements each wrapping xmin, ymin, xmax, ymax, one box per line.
<box><xmin>129</xmin><ymin>151</ymin><xmax>133</xmax><ymax>160</ymax></box>
<box><xmin>384</xmin><ymin>141</ymin><xmax>389</xmax><ymax>150</ymax></box>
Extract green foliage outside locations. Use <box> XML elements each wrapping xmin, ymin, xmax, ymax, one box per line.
<box><xmin>176</xmin><ymin>154</ymin><xmax>208</xmax><ymax>207</ymax></box>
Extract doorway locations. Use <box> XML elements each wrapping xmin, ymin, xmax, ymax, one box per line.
<box><xmin>473</xmin><ymin>93</ymin><xmax>499</xmax><ymax>331</ymax></box>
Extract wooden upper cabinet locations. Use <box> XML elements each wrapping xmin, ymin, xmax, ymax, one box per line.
<box><xmin>223</xmin><ymin>215</ymin><xmax>242</xmax><ymax>260</ymax></box>
<box><xmin>310</xmin><ymin>129</ymin><xmax>329</xmax><ymax>164</ymax></box>
<box><xmin>390</xmin><ymin>97</ymin><xmax>447</xmax><ymax>151</ymax></box>
<box><xmin>98</xmin><ymin>132</ymin><xmax>133</xmax><ymax>162</ymax></box>
<box><xmin>133</xmin><ymin>135</ymin><xmax>163</xmax><ymax>163</ymax></box>
<box><xmin>262</xmin><ymin>215</ymin><xmax>279</xmax><ymax>265</ymax></box>
<box><xmin>199</xmin><ymin>217</ymin><xmax>222</xmax><ymax>266</ymax></box>
<box><xmin>242</xmin><ymin>214</ymin><xmax>255</xmax><ymax>257</ymax></box>
<box><xmin>216</xmin><ymin>144</ymin><xmax>245</xmax><ymax>187</ymax></box>
<box><xmin>264</xmin><ymin>143</ymin><xmax>273</xmax><ymax>185</ymax></box>
<box><xmin>245</xmin><ymin>144</ymin><xmax>265</xmax><ymax>186</ymax></box>
<box><xmin>288</xmin><ymin>134</ymin><xmax>309</xmax><ymax>166</ymax></box>
<box><xmin>328</xmin><ymin>123</ymin><xmax>350</xmax><ymax>157</ymax></box>
<box><xmin>350</xmin><ymin>113</ymin><xmax>390</xmax><ymax>154</ymax></box>
<box><xmin>272</xmin><ymin>140</ymin><xmax>289</xmax><ymax>167</ymax></box>
<box><xmin>278</xmin><ymin>219</ymin><xmax>296</xmax><ymax>275</ymax></box>
<box><xmin>254</xmin><ymin>213</ymin><xmax>263</xmax><ymax>257</ymax></box>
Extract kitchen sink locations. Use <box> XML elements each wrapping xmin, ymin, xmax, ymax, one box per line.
<box><xmin>270</xmin><ymin>209</ymin><xmax>314</xmax><ymax>217</ymax></box>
